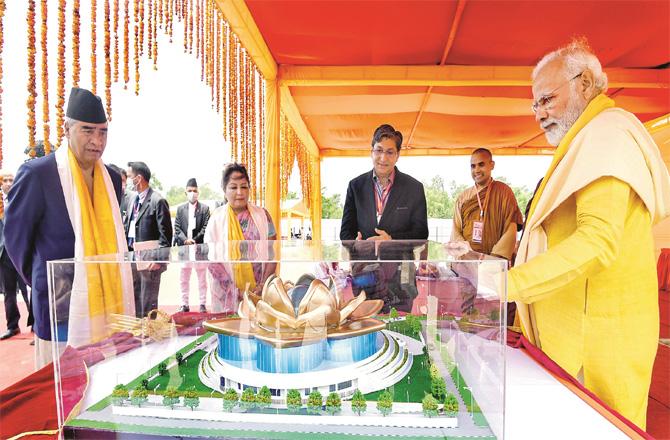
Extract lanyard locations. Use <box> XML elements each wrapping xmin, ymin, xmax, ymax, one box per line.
<box><xmin>374</xmin><ymin>179</ymin><xmax>392</xmax><ymax>218</ymax></box>
<box><xmin>475</xmin><ymin>179</ymin><xmax>494</xmax><ymax>220</ymax></box>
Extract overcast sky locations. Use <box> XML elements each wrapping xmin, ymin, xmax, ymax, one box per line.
<box><xmin>1</xmin><ymin>1</ymin><xmax>551</xmax><ymax>200</ymax></box>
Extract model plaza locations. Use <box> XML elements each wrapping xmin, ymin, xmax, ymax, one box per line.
<box><xmin>202</xmin><ymin>274</ymin><xmax>413</xmax><ymax>402</ymax></box>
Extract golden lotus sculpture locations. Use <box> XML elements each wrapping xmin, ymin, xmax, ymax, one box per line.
<box><xmin>204</xmin><ymin>274</ymin><xmax>386</xmax><ymax>348</ymax></box>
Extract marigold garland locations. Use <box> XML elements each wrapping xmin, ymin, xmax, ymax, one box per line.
<box><xmin>183</xmin><ymin>0</ymin><xmax>188</xmax><ymax>53</ymax></box>
<box><xmin>72</xmin><ymin>0</ymin><xmax>81</xmax><ymax>87</ymax></box>
<box><xmin>214</xmin><ymin>11</ymin><xmax>220</xmax><ymax>113</ymax></box>
<box><xmin>133</xmin><ymin>0</ymin><xmax>140</xmax><ymax>95</ymax></box>
<box><xmin>188</xmin><ymin>0</ymin><xmax>193</xmax><ymax>54</ymax></box>
<box><xmin>147</xmin><ymin>0</ymin><xmax>153</xmax><ymax>59</ymax></box>
<box><xmin>0</xmin><ymin>0</ymin><xmax>5</xmax><ymax>180</ymax></box>
<box><xmin>113</xmin><ymin>0</ymin><xmax>119</xmax><ymax>82</ymax></box>
<box><xmin>104</xmin><ymin>0</ymin><xmax>112</xmax><ymax>119</ymax></box>
<box><xmin>123</xmin><ymin>0</ymin><xmax>129</xmax><ymax>88</ymax></box>
<box><xmin>221</xmin><ymin>19</ymin><xmax>228</xmax><ymax>139</ymax></box>
<box><xmin>27</xmin><ymin>0</ymin><xmax>37</xmax><ymax>155</ymax></box>
<box><xmin>152</xmin><ymin>0</ymin><xmax>158</xmax><ymax>69</ymax></box>
<box><xmin>40</xmin><ymin>0</ymin><xmax>51</xmax><ymax>154</ymax></box>
<box><xmin>55</xmin><ymin>0</ymin><xmax>66</xmax><ymax>147</ymax></box>
<box><xmin>138</xmin><ymin>0</ymin><xmax>144</xmax><ymax>56</ymax></box>
<box><xmin>90</xmin><ymin>0</ymin><xmax>97</xmax><ymax>95</ymax></box>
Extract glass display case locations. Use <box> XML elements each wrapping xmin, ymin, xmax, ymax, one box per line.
<box><xmin>48</xmin><ymin>240</ymin><xmax>507</xmax><ymax>439</ymax></box>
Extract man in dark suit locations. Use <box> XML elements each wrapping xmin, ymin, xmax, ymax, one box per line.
<box><xmin>0</xmin><ymin>171</ymin><xmax>33</xmax><ymax>340</ymax></box>
<box><xmin>340</xmin><ymin>124</ymin><xmax>428</xmax><ymax>312</ymax></box>
<box><xmin>125</xmin><ymin>161</ymin><xmax>172</xmax><ymax>318</ymax></box>
<box><xmin>108</xmin><ymin>164</ymin><xmax>136</xmax><ymax>224</ymax></box>
<box><xmin>340</xmin><ymin>124</ymin><xmax>428</xmax><ymax>241</ymax></box>
<box><xmin>173</xmin><ymin>178</ymin><xmax>210</xmax><ymax>313</ymax></box>
<box><xmin>4</xmin><ymin>88</ymin><xmax>123</xmax><ymax>366</ymax></box>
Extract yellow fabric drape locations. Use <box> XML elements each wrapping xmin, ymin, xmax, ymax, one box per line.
<box><xmin>68</xmin><ymin>150</ymin><xmax>122</xmax><ymax>340</ymax></box>
<box><xmin>227</xmin><ymin>204</ymin><xmax>256</xmax><ymax>291</ymax></box>
<box><xmin>526</xmin><ymin>94</ymin><xmax>614</xmax><ymax>221</ymax></box>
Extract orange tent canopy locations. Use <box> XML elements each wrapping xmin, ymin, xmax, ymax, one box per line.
<box><xmin>243</xmin><ymin>0</ymin><xmax>669</xmax><ymax>155</ymax></box>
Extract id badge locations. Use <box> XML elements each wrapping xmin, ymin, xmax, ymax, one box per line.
<box><xmin>472</xmin><ymin>221</ymin><xmax>484</xmax><ymax>243</ymax></box>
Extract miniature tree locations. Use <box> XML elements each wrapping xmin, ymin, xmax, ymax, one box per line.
<box><xmin>286</xmin><ymin>389</ymin><xmax>302</xmax><ymax>414</ymax></box>
<box><xmin>183</xmin><ymin>389</ymin><xmax>200</xmax><ymax>411</ymax></box>
<box><xmin>443</xmin><ymin>392</ymin><xmax>459</xmax><ymax>417</ymax></box>
<box><xmin>431</xmin><ymin>376</ymin><xmax>447</xmax><ymax>401</ymax></box>
<box><xmin>350</xmin><ymin>389</ymin><xmax>367</xmax><ymax>416</ymax></box>
<box><xmin>130</xmin><ymin>387</ymin><xmax>149</xmax><ymax>408</ymax></box>
<box><xmin>410</xmin><ymin>316</ymin><xmax>422</xmax><ymax>336</ymax></box>
<box><xmin>111</xmin><ymin>385</ymin><xmax>129</xmax><ymax>406</ymax></box>
<box><xmin>222</xmin><ymin>388</ymin><xmax>239</xmax><ymax>412</ymax></box>
<box><xmin>325</xmin><ymin>392</ymin><xmax>342</xmax><ymax>415</ymax></box>
<box><xmin>257</xmin><ymin>386</ymin><xmax>272</xmax><ymax>411</ymax></box>
<box><xmin>162</xmin><ymin>386</ymin><xmax>181</xmax><ymax>409</ymax></box>
<box><xmin>140</xmin><ymin>377</ymin><xmax>150</xmax><ymax>389</ymax></box>
<box><xmin>376</xmin><ymin>390</ymin><xmax>393</xmax><ymax>417</ymax></box>
<box><xmin>422</xmin><ymin>394</ymin><xmax>439</xmax><ymax>418</ymax></box>
<box><xmin>240</xmin><ymin>387</ymin><xmax>257</xmax><ymax>412</ymax></box>
<box><xmin>157</xmin><ymin>362</ymin><xmax>168</xmax><ymax>376</ymax></box>
<box><xmin>307</xmin><ymin>390</ymin><xmax>323</xmax><ymax>415</ymax></box>
<box><xmin>389</xmin><ymin>307</ymin><xmax>399</xmax><ymax>321</ymax></box>
<box><xmin>429</xmin><ymin>363</ymin><xmax>440</xmax><ymax>380</ymax></box>
<box><xmin>175</xmin><ymin>352</ymin><xmax>184</xmax><ymax>365</ymax></box>
<box><xmin>488</xmin><ymin>309</ymin><xmax>500</xmax><ymax>322</ymax></box>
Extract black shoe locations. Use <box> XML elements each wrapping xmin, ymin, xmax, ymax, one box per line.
<box><xmin>0</xmin><ymin>328</ymin><xmax>20</xmax><ymax>340</ymax></box>
<box><xmin>178</xmin><ymin>305</ymin><xmax>190</xmax><ymax>313</ymax></box>
<box><xmin>199</xmin><ymin>305</ymin><xmax>208</xmax><ymax>313</ymax></box>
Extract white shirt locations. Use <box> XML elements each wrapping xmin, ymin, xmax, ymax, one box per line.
<box><xmin>187</xmin><ymin>202</ymin><xmax>197</xmax><ymax>239</ymax></box>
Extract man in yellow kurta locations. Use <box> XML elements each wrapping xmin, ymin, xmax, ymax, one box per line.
<box><xmin>451</xmin><ymin>148</ymin><xmax>523</xmax><ymax>260</ymax></box>
<box><xmin>509</xmin><ymin>38</ymin><xmax>670</xmax><ymax>429</ymax></box>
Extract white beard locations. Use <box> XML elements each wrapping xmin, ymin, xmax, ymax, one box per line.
<box><xmin>543</xmin><ymin>89</ymin><xmax>585</xmax><ymax>146</ymax></box>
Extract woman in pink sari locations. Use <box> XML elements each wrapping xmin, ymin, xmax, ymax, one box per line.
<box><xmin>204</xmin><ymin>163</ymin><xmax>277</xmax><ymax>313</ymax></box>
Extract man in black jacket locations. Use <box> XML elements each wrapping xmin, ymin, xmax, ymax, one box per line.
<box><xmin>125</xmin><ymin>161</ymin><xmax>173</xmax><ymax>317</ymax></box>
<box><xmin>340</xmin><ymin>124</ymin><xmax>428</xmax><ymax>241</ymax></box>
<box><xmin>173</xmin><ymin>178</ymin><xmax>210</xmax><ymax>313</ymax></box>
<box><xmin>0</xmin><ymin>171</ymin><xmax>33</xmax><ymax>340</ymax></box>
<box><xmin>340</xmin><ymin>124</ymin><xmax>428</xmax><ymax>312</ymax></box>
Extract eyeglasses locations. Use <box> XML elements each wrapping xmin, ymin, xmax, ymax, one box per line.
<box><xmin>531</xmin><ymin>72</ymin><xmax>583</xmax><ymax>114</ymax></box>
<box><xmin>372</xmin><ymin>148</ymin><xmax>397</xmax><ymax>158</ymax></box>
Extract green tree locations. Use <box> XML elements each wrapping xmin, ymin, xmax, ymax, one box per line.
<box><xmin>321</xmin><ymin>188</ymin><xmax>344</xmax><ymax>219</ymax></box>
<box><xmin>286</xmin><ymin>190</ymin><xmax>299</xmax><ymax>200</ymax></box>
<box><xmin>350</xmin><ymin>389</ymin><xmax>367</xmax><ymax>416</ymax></box>
<box><xmin>376</xmin><ymin>390</ymin><xmax>393</xmax><ymax>417</ymax></box>
<box><xmin>240</xmin><ymin>387</ymin><xmax>257</xmax><ymax>412</ymax></box>
<box><xmin>162</xmin><ymin>386</ymin><xmax>181</xmax><ymax>409</ymax></box>
<box><xmin>496</xmin><ymin>176</ymin><xmax>533</xmax><ymax>214</ymax></box>
<box><xmin>111</xmin><ymin>385</ymin><xmax>129</xmax><ymax>406</ymax></box>
<box><xmin>443</xmin><ymin>392</ymin><xmax>459</xmax><ymax>417</ymax></box>
<box><xmin>488</xmin><ymin>308</ymin><xmax>500</xmax><ymax>322</ymax></box>
<box><xmin>130</xmin><ymin>387</ymin><xmax>149</xmax><ymax>407</ymax></box>
<box><xmin>325</xmin><ymin>392</ymin><xmax>341</xmax><ymax>416</ymax></box>
<box><xmin>389</xmin><ymin>307</ymin><xmax>399</xmax><ymax>321</ymax></box>
<box><xmin>183</xmin><ymin>389</ymin><xmax>200</xmax><ymax>411</ymax></box>
<box><xmin>157</xmin><ymin>362</ymin><xmax>168</xmax><ymax>376</ymax></box>
<box><xmin>431</xmin><ymin>376</ymin><xmax>447</xmax><ymax>401</ymax></box>
<box><xmin>307</xmin><ymin>390</ymin><xmax>323</xmax><ymax>415</ymax></box>
<box><xmin>140</xmin><ymin>377</ymin><xmax>150</xmax><ymax>389</ymax></box>
<box><xmin>286</xmin><ymin>389</ymin><xmax>302</xmax><ymax>414</ymax></box>
<box><xmin>424</xmin><ymin>176</ymin><xmax>453</xmax><ymax>219</ymax></box>
<box><xmin>166</xmin><ymin>186</ymin><xmax>186</xmax><ymax>207</ymax></box>
<box><xmin>198</xmin><ymin>183</ymin><xmax>223</xmax><ymax>202</ymax></box>
<box><xmin>422</xmin><ymin>393</ymin><xmax>439</xmax><ymax>418</ymax></box>
<box><xmin>257</xmin><ymin>386</ymin><xmax>272</xmax><ymax>411</ymax></box>
<box><xmin>429</xmin><ymin>363</ymin><xmax>440</xmax><ymax>380</ymax></box>
<box><xmin>222</xmin><ymin>388</ymin><xmax>239</xmax><ymax>412</ymax></box>
<box><xmin>150</xmin><ymin>174</ymin><xmax>163</xmax><ymax>191</ymax></box>
<box><xmin>410</xmin><ymin>315</ymin><xmax>422</xmax><ymax>336</ymax></box>
<box><xmin>175</xmin><ymin>352</ymin><xmax>184</xmax><ymax>365</ymax></box>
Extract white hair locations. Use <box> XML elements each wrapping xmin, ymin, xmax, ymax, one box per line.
<box><xmin>533</xmin><ymin>37</ymin><xmax>608</xmax><ymax>95</ymax></box>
